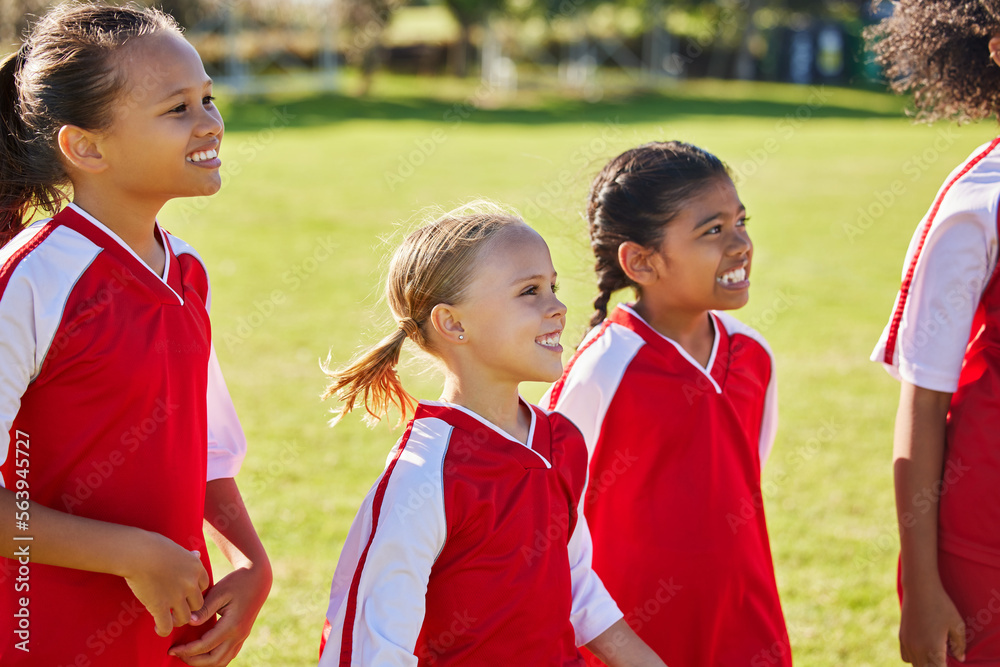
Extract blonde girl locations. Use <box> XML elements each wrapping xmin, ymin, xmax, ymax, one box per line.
<box><xmin>318</xmin><ymin>204</ymin><xmax>664</xmax><ymax>666</ymax></box>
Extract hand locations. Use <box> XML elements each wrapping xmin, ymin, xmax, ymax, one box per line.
<box><xmin>121</xmin><ymin>532</ymin><xmax>210</xmax><ymax>637</ymax></box>
<box><xmin>900</xmin><ymin>581</ymin><xmax>966</xmax><ymax>666</ymax></box>
<box><xmin>168</xmin><ymin>563</ymin><xmax>272</xmax><ymax>666</ymax></box>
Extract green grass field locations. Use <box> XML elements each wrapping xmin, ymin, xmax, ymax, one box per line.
<box><xmin>160</xmin><ymin>74</ymin><xmax>999</xmax><ymax>666</ymax></box>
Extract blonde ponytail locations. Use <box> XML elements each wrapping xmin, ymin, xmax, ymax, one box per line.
<box><xmin>322</xmin><ymin>322</ymin><xmax>419</xmax><ymax>427</ymax></box>
<box><xmin>323</xmin><ymin>202</ymin><xmax>524</xmax><ymax>427</ymax></box>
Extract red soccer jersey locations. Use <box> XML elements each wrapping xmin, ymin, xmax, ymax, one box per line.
<box><xmin>0</xmin><ymin>204</ymin><xmax>246</xmax><ymax>665</ymax></box>
<box><xmin>319</xmin><ymin>400</ymin><xmax>623</xmax><ymax>666</ymax></box>
<box><xmin>545</xmin><ymin>305</ymin><xmax>790</xmax><ymax>667</ymax></box>
<box><xmin>874</xmin><ymin>138</ymin><xmax>1000</xmax><ymax>569</ymax></box>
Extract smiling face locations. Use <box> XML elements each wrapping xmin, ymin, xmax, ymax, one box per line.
<box><xmin>643</xmin><ymin>175</ymin><xmax>752</xmax><ymax>315</ymax></box>
<box><xmin>453</xmin><ymin>224</ymin><xmax>567</xmax><ymax>386</ymax></box>
<box><xmin>93</xmin><ymin>31</ymin><xmax>223</xmax><ymax>206</ymax></box>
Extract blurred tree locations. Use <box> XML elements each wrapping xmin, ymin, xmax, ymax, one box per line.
<box><xmin>340</xmin><ymin>0</ymin><xmax>401</xmax><ymax>95</ymax></box>
<box><xmin>156</xmin><ymin>0</ymin><xmax>214</xmax><ymax>30</ymax></box>
<box><xmin>1</xmin><ymin>0</ymin><xmax>50</xmax><ymax>50</ymax></box>
<box><xmin>440</xmin><ymin>0</ymin><xmax>504</xmax><ymax>76</ymax></box>
<box><xmin>666</xmin><ymin>0</ymin><xmax>864</xmax><ymax>79</ymax></box>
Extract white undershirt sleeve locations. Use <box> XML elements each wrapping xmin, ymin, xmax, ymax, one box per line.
<box><xmin>206</xmin><ymin>344</ymin><xmax>247</xmax><ymax>480</ymax></box>
<box><xmin>567</xmin><ymin>510</ymin><xmax>623</xmax><ymax>646</ymax></box>
<box><xmin>758</xmin><ymin>356</ymin><xmax>779</xmax><ymax>468</ymax></box>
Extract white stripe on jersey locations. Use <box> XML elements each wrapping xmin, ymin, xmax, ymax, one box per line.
<box><xmin>0</xmin><ymin>224</ymin><xmax>101</xmax><ymax>485</ymax></box>
<box><xmin>321</xmin><ymin>417</ymin><xmax>451</xmax><ymax>667</ymax></box>
<box><xmin>543</xmin><ymin>323</ymin><xmax>644</xmax><ymax>457</ymax></box>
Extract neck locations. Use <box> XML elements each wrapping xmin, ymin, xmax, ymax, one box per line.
<box><xmin>439</xmin><ymin>370</ymin><xmax>529</xmax><ymax>444</ymax></box>
<box><xmin>72</xmin><ymin>186</ymin><xmax>166</xmax><ymax>275</ymax></box>
<box><xmin>632</xmin><ymin>300</ymin><xmax>714</xmax><ymax>367</ymax></box>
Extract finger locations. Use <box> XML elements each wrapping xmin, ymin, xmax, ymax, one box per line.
<box><xmin>949</xmin><ymin>622</ymin><xmax>967</xmax><ymax>662</ymax></box>
<box><xmin>179</xmin><ymin>640</ymin><xmax>242</xmax><ymax>667</ymax></box>
<box><xmin>172</xmin><ymin>604</ymin><xmax>194</xmax><ymax>627</ymax></box>
<box><xmin>150</xmin><ymin>605</ymin><xmax>174</xmax><ymax>638</ymax></box>
<box><xmin>169</xmin><ymin>623</ymin><xmax>225</xmax><ymax>659</ymax></box>
<box><xmin>927</xmin><ymin>647</ymin><xmax>948</xmax><ymax>667</ymax></box>
<box><xmin>190</xmin><ymin>588</ymin><xmax>230</xmax><ymax>626</ymax></box>
<box><xmin>197</xmin><ymin>566</ymin><xmax>210</xmax><ymax>593</ymax></box>
<box><xmin>190</xmin><ymin>550</ymin><xmax>211</xmax><ymax>591</ymax></box>
<box><xmin>187</xmin><ymin>589</ymin><xmax>206</xmax><ymax>620</ymax></box>
<box><xmin>900</xmin><ymin>637</ymin><xmax>911</xmax><ymax>663</ymax></box>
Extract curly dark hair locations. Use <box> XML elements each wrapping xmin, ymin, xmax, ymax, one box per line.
<box><xmin>865</xmin><ymin>0</ymin><xmax>1000</xmax><ymax>123</ymax></box>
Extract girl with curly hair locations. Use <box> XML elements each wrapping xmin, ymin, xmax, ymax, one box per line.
<box><xmin>869</xmin><ymin>2</ymin><xmax>1000</xmax><ymax>665</ymax></box>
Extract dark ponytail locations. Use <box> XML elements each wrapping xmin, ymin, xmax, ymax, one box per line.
<box><xmin>585</xmin><ymin>141</ymin><xmax>729</xmax><ymax>327</ymax></box>
<box><xmin>0</xmin><ymin>3</ymin><xmax>180</xmax><ymax>247</ymax></box>
<box><xmin>0</xmin><ymin>46</ymin><xmax>38</xmax><ymax>247</ymax></box>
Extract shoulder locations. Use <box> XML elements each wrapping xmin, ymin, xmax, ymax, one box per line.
<box><xmin>1</xmin><ymin>218</ymin><xmax>103</xmax><ymax>300</ymax></box>
<box><xmin>929</xmin><ymin>140</ymin><xmax>1000</xmax><ymax>237</ymax></box>
<box><xmin>535</xmin><ymin>404</ymin><xmax>586</xmax><ymax>444</ymax></box>
<box><xmin>164</xmin><ymin>230</ymin><xmax>210</xmax><ymax>282</ymax></box>
<box><xmin>550</xmin><ymin>320</ymin><xmax>645</xmax><ymax>404</ymax></box>
<box><xmin>714</xmin><ymin>311</ymin><xmax>775</xmax><ymax>385</ymax></box>
<box><xmin>714</xmin><ymin>311</ymin><xmax>773</xmax><ymax>357</ymax></box>
<box><xmin>532</xmin><ymin>404</ymin><xmax>589</xmax><ymax>482</ymax></box>
<box><xmin>396</xmin><ymin>413</ymin><xmax>456</xmax><ymax>469</ymax></box>
<box><xmin>164</xmin><ymin>230</ymin><xmax>206</xmax><ymax>267</ymax></box>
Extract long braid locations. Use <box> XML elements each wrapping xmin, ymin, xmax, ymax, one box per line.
<box><xmin>584</xmin><ymin>141</ymin><xmax>730</xmax><ymax>328</ymax></box>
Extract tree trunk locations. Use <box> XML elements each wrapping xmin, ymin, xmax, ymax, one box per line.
<box><xmin>449</xmin><ymin>22</ymin><xmax>472</xmax><ymax>78</ymax></box>
<box><xmin>734</xmin><ymin>0</ymin><xmax>766</xmax><ymax>80</ymax></box>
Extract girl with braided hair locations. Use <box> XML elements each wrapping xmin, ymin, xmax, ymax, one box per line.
<box><xmin>318</xmin><ymin>203</ymin><xmax>664</xmax><ymax>666</ymax></box>
<box><xmin>869</xmin><ymin>1</ymin><xmax>1000</xmax><ymax>665</ymax></box>
<box><xmin>544</xmin><ymin>141</ymin><xmax>790</xmax><ymax>666</ymax></box>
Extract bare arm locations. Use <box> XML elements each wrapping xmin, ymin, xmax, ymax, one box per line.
<box><xmin>584</xmin><ymin>619</ymin><xmax>667</xmax><ymax>667</ymax></box>
<box><xmin>170</xmin><ymin>478</ymin><xmax>271</xmax><ymax>667</ymax></box>
<box><xmin>0</xmin><ymin>487</ymin><xmax>208</xmax><ymax>635</ymax></box>
<box><xmin>894</xmin><ymin>381</ymin><xmax>965</xmax><ymax>666</ymax></box>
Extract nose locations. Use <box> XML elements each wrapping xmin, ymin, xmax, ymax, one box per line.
<box><xmin>727</xmin><ymin>227</ymin><xmax>752</xmax><ymax>257</ymax></box>
<box><xmin>550</xmin><ymin>293</ymin><xmax>567</xmax><ymax>321</ymax></box>
<box><xmin>197</xmin><ymin>104</ymin><xmax>224</xmax><ymax>138</ymax></box>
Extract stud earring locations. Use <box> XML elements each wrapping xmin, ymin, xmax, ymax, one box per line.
<box><xmin>458</xmin><ymin>335</ymin><xmax>464</xmax><ymax>340</ymax></box>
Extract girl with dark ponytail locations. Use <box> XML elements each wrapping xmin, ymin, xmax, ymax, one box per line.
<box><xmin>0</xmin><ymin>4</ymin><xmax>270</xmax><ymax>665</ymax></box>
<box><xmin>546</xmin><ymin>141</ymin><xmax>791</xmax><ymax>666</ymax></box>
<box><xmin>318</xmin><ymin>202</ymin><xmax>664</xmax><ymax>666</ymax></box>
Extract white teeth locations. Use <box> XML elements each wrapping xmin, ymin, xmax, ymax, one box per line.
<box><xmin>187</xmin><ymin>149</ymin><xmax>218</xmax><ymax>163</ymax></box>
<box><xmin>717</xmin><ymin>267</ymin><xmax>747</xmax><ymax>285</ymax></box>
<box><xmin>537</xmin><ymin>332</ymin><xmax>561</xmax><ymax>348</ymax></box>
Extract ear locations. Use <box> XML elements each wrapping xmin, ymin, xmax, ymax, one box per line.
<box><xmin>990</xmin><ymin>35</ymin><xmax>1000</xmax><ymax>68</ymax></box>
<box><xmin>57</xmin><ymin>125</ymin><xmax>108</xmax><ymax>174</ymax></box>
<box><xmin>618</xmin><ymin>241</ymin><xmax>660</xmax><ymax>286</ymax></box>
<box><xmin>429</xmin><ymin>303</ymin><xmax>466</xmax><ymax>345</ymax></box>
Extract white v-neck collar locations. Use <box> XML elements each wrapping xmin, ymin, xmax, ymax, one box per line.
<box><xmin>423</xmin><ymin>398</ymin><xmax>551</xmax><ymax>468</ymax></box>
<box><xmin>68</xmin><ymin>203</ymin><xmax>173</xmax><ymax>285</ymax></box>
<box><xmin>619</xmin><ymin>304</ymin><xmax>722</xmax><ymax>395</ymax></box>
